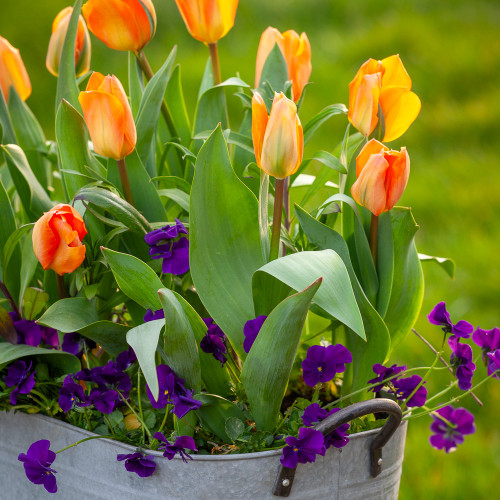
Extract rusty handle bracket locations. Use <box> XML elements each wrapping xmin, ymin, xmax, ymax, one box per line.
<box><xmin>272</xmin><ymin>398</ymin><xmax>403</xmax><ymax>497</ymax></box>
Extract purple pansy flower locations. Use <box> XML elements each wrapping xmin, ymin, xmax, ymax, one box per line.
<box><xmin>429</xmin><ymin>405</ymin><xmax>475</xmax><ymax>453</ymax></box>
<box><xmin>368</xmin><ymin>363</ymin><xmax>407</xmax><ymax>393</ymax></box>
<box><xmin>74</xmin><ymin>360</ymin><xmax>132</xmax><ymax>398</ymax></box>
<box><xmin>448</xmin><ymin>336</ymin><xmax>476</xmax><ymax>390</ymax></box>
<box><xmin>4</xmin><ymin>360</ymin><xmax>36</xmax><ymax>405</ymax></box>
<box><xmin>90</xmin><ymin>388</ymin><xmax>119</xmax><ymax>414</ymax></box>
<box><xmin>18</xmin><ymin>440</ymin><xmax>57</xmax><ymax>493</ymax></box>
<box><xmin>472</xmin><ymin>327</ymin><xmax>500</xmax><ymax>374</ymax></box>
<box><xmin>243</xmin><ymin>315</ymin><xmax>267</xmax><ymax>353</ymax></box>
<box><xmin>8</xmin><ymin>311</ymin><xmax>60</xmax><ymax>348</ymax></box>
<box><xmin>393</xmin><ymin>375</ymin><xmax>427</xmax><ymax>407</ymax></box>
<box><xmin>200</xmin><ymin>318</ymin><xmax>227</xmax><ymax>366</ymax></box>
<box><xmin>486</xmin><ymin>349</ymin><xmax>500</xmax><ymax>378</ymax></box>
<box><xmin>58</xmin><ymin>375</ymin><xmax>90</xmax><ymax>412</ymax></box>
<box><xmin>117</xmin><ymin>452</ymin><xmax>156</xmax><ymax>477</ymax></box>
<box><xmin>170</xmin><ymin>389</ymin><xmax>203</xmax><ymax>419</ymax></box>
<box><xmin>61</xmin><ymin>333</ymin><xmax>83</xmax><ymax>356</ymax></box>
<box><xmin>41</xmin><ymin>326</ymin><xmax>60</xmax><ymax>349</ymax></box>
<box><xmin>301</xmin><ymin>404</ymin><xmax>349</xmax><ymax>450</ymax></box>
<box><xmin>144</xmin><ymin>219</ymin><xmax>189</xmax><ymax>275</ymax></box>
<box><xmin>427</xmin><ymin>302</ymin><xmax>474</xmax><ymax>338</ymax></box>
<box><xmin>301</xmin><ymin>344</ymin><xmax>352</xmax><ymax>387</ymax></box>
<box><xmin>153</xmin><ymin>432</ymin><xmax>198</xmax><ymax>462</ymax></box>
<box><xmin>280</xmin><ymin>427</ymin><xmax>326</xmax><ymax>468</ymax></box>
<box><xmin>143</xmin><ymin>309</ymin><xmax>165</xmax><ymax>322</ymax></box>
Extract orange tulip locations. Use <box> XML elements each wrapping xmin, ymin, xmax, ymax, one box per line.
<box><xmin>174</xmin><ymin>0</ymin><xmax>239</xmax><ymax>44</ymax></box>
<box><xmin>0</xmin><ymin>36</ymin><xmax>31</xmax><ymax>102</ymax></box>
<box><xmin>46</xmin><ymin>7</ymin><xmax>91</xmax><ymax>78</ymax></box>
<box><xmin>252</xmin><ymin>92</ymin><xmax>303</xmax><ymax>179</ymax></box>
<box><xmin>351</xmin><ymin>138</ymin><xmax>410</xmax><ymax>216</ymax></box>
<box><xmin>82</xmin><ymin>0</ymin><xmax>156</xmax><ymax>52</ymax></box>
<box><xmin>255</xmin><ymin>27</ymin><xmax>311</xmax><ymax>102</ymax></box>
<box><xmin>32</xmin><ymin>204</ymin><xmax>87</xmax><ymax>276</ymax></box>
<box><xmin>79</xmin><ymin>72</ymin><xmax>137</xmax><ymax>160</ymax></box>
<box><xmin>348</xmin><ymin>55</ymin><xmax>421</xmax><ymax>142</ymax></box>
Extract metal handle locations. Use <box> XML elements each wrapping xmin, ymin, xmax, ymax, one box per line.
<box><xmin>272</xmin><ymin>398</ymin><xmax>403</xmax><ymax>497</ymax></box>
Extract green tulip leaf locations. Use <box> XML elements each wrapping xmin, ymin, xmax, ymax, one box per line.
<box><xmin>37</xmin><ymin>297</ymin><xmax>98</xmax><ymax>332</ymax></box>
<box><xmin>303</xmin><ymin>103</ymin><xmax>348</xmax><ymax>145</ymax></box>
<box><xmin>419</xmin><ymin>253</ymin><xmax>456</xmax><ymax>279</ymax></box>
<box><xmin>0</xmin><ymin>90</ymin><xmax>16</xmax><ymax>144</ymax></box>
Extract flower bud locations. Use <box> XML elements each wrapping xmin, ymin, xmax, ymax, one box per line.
<box><xmin>255</xmin><ymin>27</ymin><xmax>311</xmax><ymax>102</ymax></box>
<box><xmin>252</xmin><ymin>92</ymin><xmax>303</xmax><ymax>179</ymax></box>
<box><xmin>0</xmin><ymin>36</ymin><xmax>31</xmax><ymax>102</ymax></box>
<box><xmin>351</xmin><ymin>138</ymin><xmax>410</xmax><ymax>216</ymax></box>
<box><xmin>46</xmin><ymin>7</ymin><xmax>91</xmax><ymax>78</ymax></box>
<box><xmin>32</xmin><ymin>204</ymin><xmax>87</xmax><ymax>276</ymax></box>
<box><xmin>348</xmin><ymin>55</ymin><xmax>421</xmax><ymax>142</ymax></box>
<box><xmin>79</xmin><ymin>72</ymin><xmax>137</xmax><ymax>160</ymax></box>
<box><xmin>174</xmin><ymin>0</ymin><xmax>239</xmax><ymax>44</ymax></box>
<box><xmin>82</xmin><ymin>0</ymin><xmax>156</xmax><ymax>52</ymax></box>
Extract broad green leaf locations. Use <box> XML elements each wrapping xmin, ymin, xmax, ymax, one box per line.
<box><xmin>128</xmin><ymin>52</ymin><xmax>143</xmax><ymax>118</ymax></box>
<box><xmin>76</xmin><ymin>321</ymin><xmax>130</xmax><ymax>357</ymax></box>
<box><xmin>242</xmin><ymin>279</ymin><xmax>321</xmax><ymax>431</ymax></box>
<box><xmin>195</xmin><ymin>394</ymin><xmax>246</xmax><ymax>442</ymax></box>
<box><xmin>190</xmin><ymin>126</ymin><xmax>264</xmax><ymax>357</ymax></box>
<box><xmin>1</xmin><ymin>145</ymin><xmax>53</xmax><ymax>219</ymax></box>
<box><xmin>157</xmin><ymin>188</ymin><xmax>189</xmax><ymax>211</ymax></box>
<box><xmin>384</xmin><ymin>208</ymin><xmax>424</xmax><ymax>352</ymax></box>
<box><xmin>151</xmin><ymin>176</ymin><xmax>191</xmax><ymax>193</ymax></box>
<box><xmin>158</xmin><ymin>288</ymin><xmax>201</xmax><ymax>393</ymax></box>
<box><xmin>38</xmin><ymin>297</ymin><xmax>98</xmax><ymax>332</ymax></box>
<box><xmin>303</xmin><ymin>103</ymin><xmax>348</xmax><ymax>144</ymax></box>
<box><xmin>305</xmin><ymin>150</ymin><xmax>347</xmax><ymax>174</ymax></box>
<box><xmin>55</xmin><ymin>0</ymin><xmax>82</xmax><ymax>114</ymax></box>
<box><xmin>295</xmin><ymin>205</ymin><xmax>390</xmax><ymax>395</ymax></box>
<box><xmin>165</xmin><ymin>65</ymin><xmax>191</xmax><ymax>145</ymax></box>
<box><xmin>0</xmin><ymin>343</ymin><xmax>80</xmax><ymax>374</ymax></box>
<box><xmin>101</xmin><ymin>247</ymin><xmax>163</xmax><ymax>311</ymax></box>
<box><xmin>2</xmin><ymin>223</ymin><xmax>34</xmax><ymax>274</ymax></box>
<box><xmin>253</xmin><ymin>250</ymin><xmax>365</xmax><ymax>339</ymax></box>
<box><xmin>419</xmin><ymin>253</ymin><xmax>456</xmax><ymax>279</ymax></box>
<box><xmin>0</xmin><ymin>90</ymin><xmax>16</xmax><ymax>144</ymax></box>
<box><xmin>225</xmin><ymin>416</ymin><xmax>245</xmax><ymax>441</ymax></box>
<box><xmin>18</xmin><ymin>236</ymin><xmax>39</xmax><ymax>311</ymax></box>
<box><xmin>126</xmin><ymin>319</ymin><xmax>164</xmax><ymax>400</ymax></box>
<box><xmin>22</xmin><ymin>288</ymin><xmax>49</xmax><ymax>321</ymax></box>
<box><xmin>259</xmin><ymin>171</ymin><xmax>270</xmax><ymax>262</ymax></box>
<box><xmin>376</xmin><ymin>212</ymin><xmax>394</xmax><ymax>317</ymax></box>
<box><xmin>256</xmin><ymin>44</ymin><xmax>289</xmax><ymax>103</ymax></box>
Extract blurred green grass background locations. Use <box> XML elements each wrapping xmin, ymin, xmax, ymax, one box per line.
<box><xmin>2</xmin><ymin>0</ymin><xmax>499</xmax><ymax>498</ymax></box>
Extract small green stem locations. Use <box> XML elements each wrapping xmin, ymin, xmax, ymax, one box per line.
<box><xmin>422</xmin><ymin>382</ymin><xmax>458</xmax><ymax>407</ymax></box>
<box><xmin>369</xmin><ymin>213</ymin><xmax>379</xmax><ymax>265</ymax></box>
<box><xmin>311</xmin><ymin>385</ymin><xmax>321</xmax><ymax>404</ymax></box>
<box><xmin>283</xmin><ymin>177</ymin><xmax>290</xmax><ymax>232</ymax></box>
<box><xmin>269</xmin><ymin>179</ymin><xmax>285</xmax><ymax>261</ymax></box>
<box><xmin>29</xmin><ymin>389</ymin><xmax>51</xmax><ymax>408</ymax></box>
<box><xmin>116</xmin><ymin>390</ymin><xmax>152</xmax><ymax>438</ymax></box>
<box><xmin>104</xmin><ymin>415</ymin><xmax>116</xmax><ymax>437</ymax></box>
<box><xmin>55</xmin><ymin>435</ymin><xmax>115</xmax><ymax>454</ymax></box>
<box><xmin>225</xmin><ymin>354</ymin><xmax>241</xmax><ymax>384</ymax></box>
<box><xmin>55</xmin><ymin>273</ymin><xmax>67</xmax><ymax>300</ymax></box>
<box><xmin>208</xmin><ymin>43</ymin><xmax>221</xmax><ymax>85</ymax></box>
<box><xmin>274</xmin><ymin>399</ymin><xmax>298</xmax><ymax>435</ymax></box>
<box><xmin>83</xmin><ymin>407</ymin><xmax>92</xmax><ymax>431</ymax></box>
<box><xmin>137</xmin><ymin>369</ymin><xmax>146</xmax><ymax>443</ymax></box>
<box><xmin>117</xmin><ymin>158</ymin><xmax>135</xmax><ymax>206</ymax></box>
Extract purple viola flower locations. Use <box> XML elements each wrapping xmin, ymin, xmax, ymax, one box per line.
<box><xmin>301</xmin><ymin>344</ymin><xmax>352</xmax><ymax>387</ymax></box>
<box><xmin>301</xmin><ymin>403</ymin><xmax>329</xmax><ymax>427</ymax></box>
<box><xmin>8</xmin><ymin>311</ymin><xmax>42</xmax><ymax>346</ymax></box>
<box><xmin>472</xmin><ymin>327</ymin><xmax>500</xmax><ymax>373</ymax></box>
<box><xmin>427</xmin><ymin>302</ymin><xmax>474</xmax><ymax>338</ymax></box>
<box><xmin>78</xmin><ymin>360</ymin><xmax>132</xmax><ymax>397</ymax></box>
<box><xmin>58</xmin><ymin>375</ymin><xmax>90</xmax><ymax>412</ymax></box>
<box><xmin>61</xmin><ymin>333</ymin><xmax>83</xmax><ymax>356</ymax></box>
<box><xmin>153</xmin><ymin>432</ymin><xmax>198</xmax><ymax>462</ymax></box>
<box><xmin>115</xmin><ymin>347</ymin><xmax>137</xmax><ymax>371</ymax></box>
<box><xmin>300</xmin><ymin>404</ymin><xmax>349</xmax><ymax>449</ymax></box>
<box><xmin>429</xmin><ymin>405</ymin><xmax>475</xmax><ymax>453</ymax></box>
<box><xmin>117</xmin><ymin>452</ymin><xmax>156</xmax><ymax>477</ymax></box>
<box><xmin>243</xmin><ymin>315</ymin><xmax>267</xmax><ymax>353</ymax></box>
<box><xmin>393</xmin><ymin>375</ymin><xmax>427</xmax><ymax>407</ymax></box>
<box><xmin>144</xmin><ymin>308</ymin><xmax>165</xmax><ymax>322</ymax></box>
<box><xmin>4</xmin><ymin>360</ymin><xmax>36</xmax><ymax>405</ymax></box>
<box><xmin>146</xmin><ymin>364</ymin><xmax>178</xmax><ymax>409</ymax></box>
<box><xmin>18</xmin><ymin>440</ymin><xmax>57</xmax><ymax>493</ymax></box>
<box><xmin>280</xmin><ymin>427</ymin><xmax>326</xmax><ymax>469</ymax></box>
<box><xmin>368</xmin><ymin>363</ymin><xmax>407</xmax><ymax>393</ymax></box>
<box><xmin>170</xmin><ymin>390</ymin><xmax>203</xmax><ymax>419</ymax></box>
<box><xmin>144</xmin><ymin>219</ymin><xmax>189</xmax><ymax>275</ymax></box>
<box><xmin>41</xmin><ymin>326</ymin><xmax>60</xmax><ymax>349</ymax></box>
<box><xmin>90</xmin><ymin>388</ymin><xmax>119</xmax><ymax>414</ymax></box>
<box><xmin>486</xmin><ymin>349</ymin><xmax>500</xmax><ymax>378</ymax></box>
<box><xmin>448</xmin><ymin>336</ymin><xmax>476</xmax><ymax>390</ymax></box>
<box><xmin>200</xmin><ymin>318</ymin><xmax>227</xmax><ymax>365</ymax></box>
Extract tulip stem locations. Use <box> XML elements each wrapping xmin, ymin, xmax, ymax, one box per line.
<box><xmin>283</xmin><ymin>177</ymin><xmax>291</xmax><ymax>232</ymax></box>
<box><xmin>369</xmin><ymin>213</ymin><xmax>379</xmax><ymax>265</ymax></box>
<box><xmin>56</xmin><ymin>274</ymin><xmax>67</xmax><ymax>300</ymax></box>
<box><xmin>270</xmin><ymin>179</ymin><xmax>285</xmax><ymax>261</ymax></box>
<box><xmin>208</xmin><ymin>43</ymin><xmax>222</xmax><ymax>86</ymax></box>
<box><xmin>0</xmin><ymin>279</ymin><xmax>21</xmax><ymax>318</ymax></box>
<box><xmin>117</xmin><ymin>158</ymin><xmax>135</xmax><ymax>207</ymax></box>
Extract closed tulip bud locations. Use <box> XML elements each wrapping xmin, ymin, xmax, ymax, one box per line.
<box><xmin>79</xmin><ymin>72</ymin><xmax>137</xmax><ymax>160</ymax></box>
<box><xmin>351</xmin><ymin>138</ymin><xmax>410</xmax><ymax>216</ymax></box>
<box><xmin>252</xmin><ymin>92</ymin><xmax>303</xmax><ymax>179</ymax></box>
<box><xmin>32</xmin><ymin>204</ymin><xmax>87</xmax><ymax>276</ymax></box>
<box><xmin>46</xmin><ymin>7</ymin><xmax>91</xmax><ymax>78</ymax></box>
<box><xmin>82</xmin><ymin>0</ymin><xmax>156</xmax><ymax>52</ymax></box>
<box><xmin>255</xmin><ymin>27</ymin><xmax>311</xmax><ymax>102</ymax></box>
<box><xmin>348</xmin><ymin>55</ymin><xmax>421</xmax><ymax>142</ymax></box>
<box><xmin>0</xmin><ymin>36</ymin><xmax>31</xmax><ymax>102</ymax></box>
<box><xmin>174</xmin><ymin>0</ymin><xmax>239</xmax><ymax>44</ymax></box>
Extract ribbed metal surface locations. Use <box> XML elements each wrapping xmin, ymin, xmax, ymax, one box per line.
<box><xmin>0</xmin><ymin>411</ymin><xmax>407</xmax><ymax>499</ymax></box>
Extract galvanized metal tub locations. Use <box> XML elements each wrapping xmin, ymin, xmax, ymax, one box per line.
<box><xmin>0</xmin><ymin>405</ymin><xmax>407</xmax><ymax>500</ymax></box>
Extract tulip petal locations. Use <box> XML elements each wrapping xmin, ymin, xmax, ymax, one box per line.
<box><xmin>32</xmin><ymin>212</ymin><xmax>59</xmax><ymax>270</ymax></box>
<box><xmin>255</xmin><ymin>27</ymin><xmax>284</xmax><ymax>88</ymax></box>
<box><xmin>384</xmin><ymin>147</ymin><xmax>410</xmax><ymax>211</ymax></box>
<box><xmin>380</xmin><ymin>55</ymin><xmax>412</xmax><ymax>89</ymax></box>
<box><xmin>356</xmin><ymin>138</ymin><xmax>388</xmax><ymax>177</ymax></box>
<box><xmin>380</xmin><ymin>87</ymin><xmax>421</xmax><ymax>142</ymax></box>
<box><xmin>49</xmin><ymin>240</ymin><xmax>86</xmax><ymax>276</ymax></box>
<box><xmin>251</xmin><ymin>92</ymin><xmax>269</xmax><ymax>167</ymax></box>
<box><xmin>50</xmin><ymin>218</ymin><xmax>79</xmax><ymax>246</ymax></box>
<box><xmin>54</xmin><ymin>204</ymin><xmax>87</xmax><ymax>240</ymax></box>
<box><xmin>348</xmin><ymin>58</ymin><xmax>383</xmax><ymax>114</ymax></box>
<box><xmin>0</xmin><ymin>37</ymin><xmax>31</xmax><ymax>101</ymax></box>
<box><xmin>86</xmin><ymin>71</ymin><xmax>106</xmax><ymax>91</ymax></box>
<box><xmin>79</xmin><ymin>90</ymin><xmax>126</xmax><ymax>160</ymax></box>
<box><xmin>348</xmin><ymin>73</ymin><xmax>380</xmax><ymax>137</ymax></box>
<box><xmin>282</xmin><ymin>30</ymin><xmax>311</xmax><ymax>102</ymax></box>
<box><xmin>351</xmin><ymin>154</ymin><xmax>388</xmax><ymax>216</ymax></box>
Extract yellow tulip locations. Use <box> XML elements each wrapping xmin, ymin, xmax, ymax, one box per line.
<box><xmin>0</xmin><ymin>36</ymin><xmax>31</xmax><ymax>102</ymax></box>
<box><xmin>348</xmin><ymin>55</ymin><xmax>421</xmax><ymax>142</ymax></box>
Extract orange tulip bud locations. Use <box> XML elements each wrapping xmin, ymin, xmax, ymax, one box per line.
<box><xmin>351</xmin><ymin>138</ymin><xmax>410</xmax><ymax>216</ymax></box>
<box><xmin>0</xmin><ymin>36</ymin><xmax>31</xmax><ymax>102</ymax></box>
<box><xmin>82</xmin><ymin>0</ymin><xmax>156</xmax><ymax>52</ymax></box>
<box><xmin>174</xmin><ymin>0</ymin><xmax>239</xmax><ymax>44</ymax></box>
<box><xmin>252</xmin><ymin>92</ymin><xmax>303</xmax><ymax>179</ymax></box>
<box><xmin>79</xmin><ymin>72</ymin><xmax>137</xmax><ymax>160</ymax></box>
<box><xmin>348</xmin><ymin>55</ymin><xmax>421</xmax><ymax>142</ymax></box>
<box><xmin>46</xmin><ymin>7</ymin><xmax>91</xmax><ymax>78</ymax></box>
<box><xmin>32</xmin><ymin>204</ymin><xmax>87</xmax><ymax>276</ymax></box>
<box><xmin>255</xmin><ymin>27</ymin><xmax>311</xmax><ymax>102</ymax></box>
